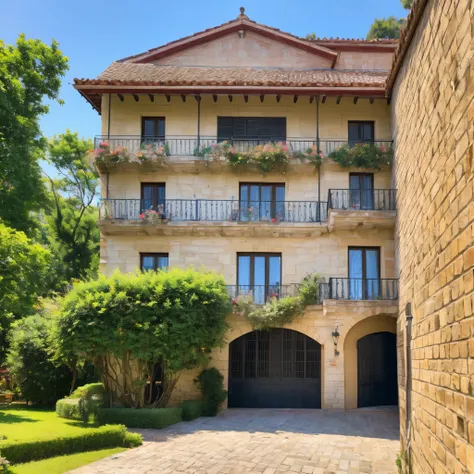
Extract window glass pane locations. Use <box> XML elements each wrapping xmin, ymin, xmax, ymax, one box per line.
<box><xmin>349</xmin><ymin>250</ymin><xmax>363</xmax><ymax>279</ymax></box>
<box><xmin>365</xmin><ymin>250</ymin><xmax>379</xmax><ymax>279</ymax></box>
<box><xmin>142</xmin><ymin>119</ymin><xmax>156</xmax><ymax>136</ymax></box>
<box><xmin>238</xmin><ymin>256</ymin><xmax>251</xmax><ymax>287</ymax></box>
<box><xmin>275</xmin><ymin>186</ymin><xmax>285</xmax><ymax>201</ymax></box>
<box><xmin>268</xmin><ymin>256</ymin><xmax>281</xmax><ymax>286</ymax></box>
<box><xmin>157</xmin><ymin>256</ymin><xmax>169</xmax><ymax>270</ymax></box>
<box><xmin>141</xmin><ymin>256</ymin><xmax>155</xmax><ymax>271</ymax></box>
<box><xmin>157</xmin><ymin>119</ymin><xmax>165</xmax><ymax>138</ymax></box>
<box><xmin>249</xmin><ymin>186</ymin><xmax>260</xmax><ymax>221</ymax></box>
<box><xmin>253</xmin><ymin>256</ymin><xmax>266</xmax><ymax>303</ymax></box>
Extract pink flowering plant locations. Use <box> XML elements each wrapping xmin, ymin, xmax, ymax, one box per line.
<box><xmin>89</xmin><ymin>141</ymin><xmax>130</xmax><ymax>165</ymax></box>
<box><xmin>328</xmin><ymin>143</ymin><xmax>393</xmax><ymax>170</ymax></box>
<box><xmin>136</xmin><ymin>143</ymin><xmax>169</xmax><ymax>163</ymax></box>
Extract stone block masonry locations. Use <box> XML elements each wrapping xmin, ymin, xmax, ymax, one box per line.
<box><xmin>391</xmin><ymin>0</ymin><xmax>473</xmax><ymax>472</ymax></box>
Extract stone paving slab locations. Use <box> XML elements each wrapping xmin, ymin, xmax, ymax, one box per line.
<box><xmin>69</xmin><ymin>408</ymin><xmax>400</xmax><ymax>474</ymax></box>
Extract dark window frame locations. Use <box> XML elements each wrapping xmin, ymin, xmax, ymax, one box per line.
<box><xmin>141</xmin><ymin>117</ymin><xmax>166</xmax><ymax>139</ymax></box>
<box><xmin>348</xmin><ymin>120</ymin><xmax>375</xmax><ymax>144</ymax></box>
<box><xmin>236</xmin><ymin>252</ymin><xmax>283</xmax><ymax>288</ymax></box>
<box><xmin>348</xmin><ymin>246</ymin><xmax>381</xmax><ymax>280</ymax></box>
<box><xmin>217</xmin><ymin>117</ymin><xmax>287</xmax><ymax>141</ymax></box>
<box><xmin>140</xmin><ymin>253</ymin><xmax>169</xmax><ymax>271</ymax></box>
<box><xmin>140</xmin><ymin>182</ymin><xmax>166</xmax><ymax>209</ymax></box>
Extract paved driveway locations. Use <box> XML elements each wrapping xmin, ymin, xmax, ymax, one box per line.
<box><xmin>70</xmin><ymin>408</ymin><xmax>400</xmax><ymax>474</ymax></box>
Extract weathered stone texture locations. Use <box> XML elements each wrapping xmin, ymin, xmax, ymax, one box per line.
<box><xmin>392</xmin><ymin>0</ymin><xmax>473</xmax><ymax>472</ymax></box>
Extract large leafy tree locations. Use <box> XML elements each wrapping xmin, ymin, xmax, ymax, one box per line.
<box><xmin>7</xmin><ymin>312</ymin><xmax>73</xmax><ymax>405</ymax></box>
<box><xmin>0</xmin><ymin>35</ymin><xmax>68</xmax><ymax>234</ymax></box>
<box><xmin>0</xmin><ymin>222</ymin><xmax>50</xmax><ymax>361</ymax></box>
<box><xmin>366</xmin><ymin>0</ymin><xmax>412</xmax><ymax>40</ymax></box>
<box><xmin>367</xmin><ymin>16</ymin><xmax>406</xmax><ymax>40</ymax></box>
<box><xmin>56</xmin><ymin>268</ymin><xmax>231</xmax><ymax>408</ymax></box>
<box><xmin>43</xmin><ymin>131</ymin><xmax>99</xmax><ymax>292</ymax></box>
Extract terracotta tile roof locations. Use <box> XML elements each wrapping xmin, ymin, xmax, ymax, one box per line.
<box><xmin>75</xmin><ymin>63</ymin><xmax>388</xmax><ymax>88</ymax></box>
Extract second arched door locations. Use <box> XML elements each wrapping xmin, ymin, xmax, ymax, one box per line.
<box><xmin>228</xmin><ymin>328</ymin><xmax>321</xmax><ymax>408</ymax></box>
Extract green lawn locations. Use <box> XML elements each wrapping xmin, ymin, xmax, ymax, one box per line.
<box><xmin>0</xmin><ymin>406</ymin><xmax>98</xmax><ymax>443</ymax></box>
<box><xmin>9</xmin><ymin>447</ymin><xmax>126</xmax><ymax>474</ymax></box>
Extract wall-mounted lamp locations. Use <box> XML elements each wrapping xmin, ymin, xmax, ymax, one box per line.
<box><xmin>332</xmin><ymin>326</ymin><xmax>340</xmax><ymax>356</ymax></box>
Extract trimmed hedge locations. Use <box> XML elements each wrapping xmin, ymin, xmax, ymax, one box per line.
<box><xmin>0</xmin><ymin>424</ymin><xmax>142</xmax><ymax>464</ymax></box>
<box><xmin>181</xmin><ymin>400</ymin><xmax>203</xmax><ymax>421</ymax></box>
<box><xmin>70</xmin><ymin>383</ymin><xmax>105</xmax><ymax>400</ymax></box>
<box><xmin>56</xmin><ymin>398</ymin><xmax>102</xmax><ymax>423</ymax></box>
<box><xmin>98</xmin><ymin>408</ymin><xmax>182</xmax><ymax>429</ymax></box>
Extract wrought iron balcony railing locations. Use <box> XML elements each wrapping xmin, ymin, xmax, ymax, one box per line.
<box><xmin>226</xmin><ymin>279</ymin><xmax>398</xmax><ymax>305</ymax></box>
<box><xmin>93</xmin><ymin>136</ymin><xmax>393</xmax><ymax>158</ymax></box>
<box><xmin>99</xmin><ymin>199</ymin><xmax>328</xmax><ymax>223</ymax></box>
<box><xmin>227</xmin><ymin>284</ymin><xmax>299</xmax><ymax>305</ymax></box>
<box><xmin>327</xmin><ymin>278</ymin><xmax>398</xmax><ymax>301</ymax></box>
<box><xmin>328</xmin><ymin>189</ymin><xmax>397</xmax><ymax>211</ymax></box>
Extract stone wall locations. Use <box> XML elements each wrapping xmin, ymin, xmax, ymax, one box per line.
<box><xmin>391</xmin><ymin>0</ymin><xmax>473</xmax><ymax>472</ymax></box>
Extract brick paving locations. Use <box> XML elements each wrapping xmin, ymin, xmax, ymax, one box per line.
<box><xmin>69</xmin><ymin>408</ymin><xmax>400</xmax><ymax>474</ymax></box>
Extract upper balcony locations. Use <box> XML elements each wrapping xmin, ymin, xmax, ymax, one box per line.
<box><xmin>327</xmin><ymin>188</ymin><xmax>396</xmax><ymax>231</ymax></box>
<box><xmin>91</xmin><ymin>136</ymin><xmax>393</xmax><ymax>175</ymax></box>
<box><xmin>98</xmin><ymin>198</ymin><xmax>328</xmax><ymax>238</ymax></box>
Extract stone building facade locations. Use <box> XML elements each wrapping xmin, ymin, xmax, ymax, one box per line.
<box><xmin>389</xmin><ymin>0</ymin><xmax>473</xmax><ymax>472</ymax></box>
<box><xmin>76</xmin><ymin>10</ymin><xmax>401</xmax><ymax>412</ymax></box>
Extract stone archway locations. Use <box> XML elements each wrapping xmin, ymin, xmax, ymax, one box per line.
<box><xmin>343</xmin><ymin>314</ymin><xmax>397</xmax><ymax>409</ymax></box>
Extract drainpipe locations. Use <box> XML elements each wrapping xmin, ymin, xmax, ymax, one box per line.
<box><xmin>316</xmin><ymin>96</ymin><xmax>321</xmax><ymax>220</ymax></box>
<box><xmin>405</xmin><ymin>302</ymin><xmax>413</xmax><ymax>474</ymax></box>
<box><xmin>197</xmin><ymin>96</ymin><xmax>201</xmax><ymax>152</ymax></box>
<box><xmin>105</xmin><ymin>93</ymin><xmax>111</xmax><ymax>199</ymax></box>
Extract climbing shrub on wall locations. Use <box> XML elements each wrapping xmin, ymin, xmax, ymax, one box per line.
<box><xmin>233</xmin><ymin>273</ymin><xmax>324</xmax><ymax>330</ymax></box>
<box><xmin>328</xmin><ymin>143</ymin><xmax>393</xmax><ymax>170</ymax></box>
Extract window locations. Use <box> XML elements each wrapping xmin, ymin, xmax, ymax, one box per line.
<box><xmin>141</xmin><ymin>183</ymin><xmax>166</xmax><ymax>212</ymax></box>
<box><xmin>217</xmin><ymin>117</ymin><xmax>286</xmax><ymax>142</ymax></box>
<box><xmin>348</xmin><ymin>247</ymin><xmax>380</xmax><ymax>299</ymax></box>
<box><xmin>349</xmin><ymin>173</ymin><xmax>374</xmax><ymax>210</ymax></box>
<box><xmin>237</xmin><ymin>253</ymin><xmax>282</xmax><ymax>304</ymax></box>
<box><xmin>141</xmin><ymin>117</ymin><xmax>165</xmax><ymax>142</ymax></box>
<box><xmin>348</xmin><ymin>121</ymin><xmax>374</xmax><ymax>145</ymax></box>
<box><xmin>239</xmin><ymin>183</ymin><xmax>285</xmax><ymax>221</ymax></box>
<box><xmin>140</xmin><ymin>253</ymin><xmax>169</xmax><ymax>271</ymax></box>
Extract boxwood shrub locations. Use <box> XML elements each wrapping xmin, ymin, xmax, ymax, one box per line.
<box><xmin>98</xmin><ymin>408</ymin><xmax>182</xmax><ymax>429</ymax></box>
<box><xmin>181</xmin><ymin>400</ymin><xmax>203</xmax><ymax>421</ymax></box>
<box><xmin>56</xmin><ymin>383</ymin><xmax>106</xmax><ymax>422</ymax></box>
<box><xmin>0</xmin><ymin>424</ymin><xmax>142</xmax><ymax>464</ymax></box>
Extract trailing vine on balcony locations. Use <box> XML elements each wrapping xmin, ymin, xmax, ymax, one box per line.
<box><xmin>328</xmin><ymin>143</ymin><xmax>393</xmax><ymax>170</ymax></box>
<box><xmin>232</xmin><ymin>273</ymin><xmax>325</xmax><ymax>330</ymax></box>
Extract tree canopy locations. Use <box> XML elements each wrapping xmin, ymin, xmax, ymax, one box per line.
<box><xmin>0</xmin><ymin>222</ymin><xmax>50</xmax><ymax>361</ymax></box>
<box><xmin>43</xmin><ymin>131</ymin><xmax>99</xmax><ymax>291</ymax></box>
<box><xmin>366</xmin><ymin>16</ymin><xmax>406</xmax><ymax>40</ymax></box>
<box><xmin>0</xmin><ymin>35</ymin><xmax>68</xmax><ymax>234</ymax></box>
<box><xmin>56</xmin><ymin>268</ymin><xmax>231</xmax><ymax>407</ymax></box>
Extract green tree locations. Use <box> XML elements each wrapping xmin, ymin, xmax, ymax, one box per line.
<box><xmin>7</xmin><ymin>312</ymin><xmax>73</xmax><ymax>405</ymax></box>
<box><xmin>0</xmin><ymin>35</ymin><xmax>68</xmax><ymax>234</ymax></box>
<box><xmin>0</xmin><ymin>222</ymin><xmax>50</xmax><ymax>361</ymax></box>
<box><xmin>366</xmin><ymin>16</ymin><xmax>406</xmax><ymax>40</ymax></box>
<box><xmin>56</xmin><ymin>268</ymin><xmax>231</xmax><ymax>408</ymax></box>
<box><xmin>304</xmin><ymin>32</ymin><xmax>317</xmax><ymax>40</ymax></box>
<box><xmin>401</xmin><ymin>0</ymin><xmax>413</xmax><ymax>9</ymax></box>
<box><xmin>43</xmin><ymin>131</ymin><xmax>99</xmax><ymax>291</ymax></box>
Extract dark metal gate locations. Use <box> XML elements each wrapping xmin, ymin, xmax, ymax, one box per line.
<box><xmin>228</xmin><ymin>329</ymin><xmax>321</xmax><ymax>408</ymax></box>
<box><xmin>357</xmin><ymin>331</ymin><xmax>398</xmax><ymax>408</ymax></box>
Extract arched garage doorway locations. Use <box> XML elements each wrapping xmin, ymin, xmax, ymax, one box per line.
<box><xmin>228</xmin><ymin>329</ymin><xmax>321</xmax><ymax>408</ymax></box>
<box><xmin>357</xmin><ymin>332</ymin><xmax>398</xmax><ymax>407</ymax></box>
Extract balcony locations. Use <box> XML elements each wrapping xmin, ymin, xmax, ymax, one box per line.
<box><xmin>98</xmin><ymin>199</ymin><xmax>328</xmax><ymax>238</ymax></box>
<box><xmin>321</xmin><ymin>278</ymin><xmax>398</xmax><ymax>301</ymax></box>
<box><xmin>92</xmin><ymin>136</ymin><xmax>393</xmax><ymax>173</ymax></box>
<box><xmin>327</xmin><ymin>189</ymin><xmax>397</xmax><ymax>231</ymax></box>
<box><xmin>227</xmin><ymin>284</ymin><xmax>299</xmax><ymax>304</ymax></box>
<box><xmin>226</xmin><ymin>279</ymin><xmax>398</xmax><ymax>307</ymax></box>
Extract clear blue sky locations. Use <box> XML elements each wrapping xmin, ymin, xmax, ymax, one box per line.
<box><xmin>4</xmin><ymin>0</ymin><xmax>406</xmax><ymax>141</ymax></box>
